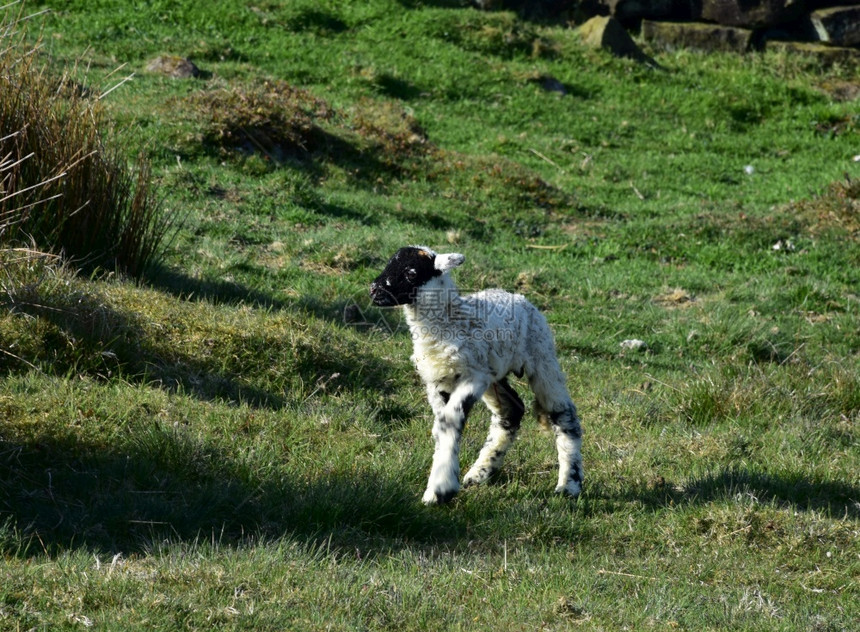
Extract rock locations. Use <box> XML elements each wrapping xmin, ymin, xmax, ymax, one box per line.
<box><xmin>698</xmin><ymin>0</ymin><xmax>808</xmax><ymax>29</ymax></box>
<box><xmin>343</xmin><ymin>303</ymin><xmax>363</xmax><ymax>324</ymax></box>
<box><xmin>603</xmin><ymin>0</ymin><xmax>683</xmax><ymax>22</ymax></box>
<box><xmin>620</xmin><ymin>339</ymin><xmax>649</xmax><ymax>352</ymax></box>
<box><xmin>765</xmin><ymin>40</ymin><xmax>860</xmax><ymax>66</ymax></box>
<box><xmin>642</xmin><ymin>20</ymin><xmax>754</xmax><ymax>53</ymax></box>
<box><xmin>145</xmin><ymin>55</ymin><xmax>200</xmax><ymax>79</ymax></box>
<box><xmin>815</xmin><ymin>79</ymin><xmax>860</xmax><ymax>102</ymax></box>
<box><xmin>579</xmin><ymin>15</ymin><xmax>652</xmax><ymax>60</ymax></box>
<box><xmin>772</xmin><ymin>239</ymin><xmax>796</xmax><ymax>252</ymax></box>
<box><xmin>472</xmin><ymin>0</ymin><xmax>579</xmax><ymax>18</ymax></box>
<box><xmin>808</xmin><ymin>6</ymin><xmax>860</xmax><ymax>46</ymax></box>
<box><xmin>539</xmin><ymin>75</ymin><xmax>568</xmax><ymax>94</ymax></box>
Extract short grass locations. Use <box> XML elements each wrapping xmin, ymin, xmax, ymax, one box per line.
<box><xmin>1</xmin><ymin>1</ymin><xmax>858</xmax><ymax>630</ymax></box>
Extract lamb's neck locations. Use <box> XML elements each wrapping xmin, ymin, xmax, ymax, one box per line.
<box><xmin>404</xmin><ymin>275</ymin><xmax>461</xmax><ymax>330</ymax></box>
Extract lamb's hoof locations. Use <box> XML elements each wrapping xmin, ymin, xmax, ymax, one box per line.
<box><xmin>462</xmin><ymin>469</ymin><xmax>489</xmax><ymax>488</ymax></box>
<box><xmin>555</xmin><ymin>481</ymin><xmax>582</xmax><ymax>498</ymax></box>
<box><xmin>422</xmin><ymin>487</ymin><xmax>458</xmax><ymax>505</ymax></box>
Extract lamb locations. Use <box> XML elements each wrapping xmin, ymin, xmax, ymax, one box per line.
<box><xmin>369</xmin><ymin>245</ymin><xmax>583</xmax><ymax>504</ymax></box>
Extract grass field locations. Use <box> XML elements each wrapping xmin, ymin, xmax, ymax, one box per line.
<box><xmin>1</xmin><ymin>1</ymin><xmax>858</xmax><ymax>629</ymax></box>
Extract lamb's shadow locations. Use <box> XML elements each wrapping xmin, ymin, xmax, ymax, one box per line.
<box><xmin>0</xmin><ymin>427</ymin><xmax>467</xmax><ymax>556</ymax></box>
<box><xmin>625</xmin><ymin>467</ymin><xmax>860</xmax><ymax>520</ymax></box>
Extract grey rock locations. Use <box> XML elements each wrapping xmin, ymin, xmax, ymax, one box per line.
<box><xmin>808</xmin><ymin>5</ymin><xmax>860</xmax><ymax>46</ymax></box>
<box><xmin>698</xmin><ymin>0</ymin><xmax>808</xmax><ymax>28</ymax></box>
<box><xmin>579</xmin><ymin>15</ymin><xmax>650</xmax><ymax>59</ymax></box>
<box><xmin>642</xmin><ymin>19</ymin><xmax>755</xmax><ymax>53</ymax></box>
<box><xmin>145</xmin><ymin>56</ymin><xmax>200</xmax><ymax>79</ymax></box>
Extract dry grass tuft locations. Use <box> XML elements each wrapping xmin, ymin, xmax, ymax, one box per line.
<box><xmin>655</xmin><ymin>288</ymin><xmax>695</xmax><ymax>308</ymax></box>
<box><xmin>0</xmin><ymin>6</ymin><xmax>172</xmax><ymax>277</ymax></box>
<box><xmin>349</xmin><ymin>99</ymin><xmax>429</xmax><ymax>157</ymax></box>
<box><xmin>188</xmin><ymin>80</ymin><xmax>333</xmax><ymax>159</ymax></box>
<box><xmin>788</xmin><ymin>176</ymin><xmax>860</xmax><ymax>240</ymax></box>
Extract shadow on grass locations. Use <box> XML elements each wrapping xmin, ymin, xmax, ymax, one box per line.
<box><xmin>2</xmin><ymin>288</ymin><xmax>393</xmax><ymax>410</ymax></box>
<box><xmin>310</xmin><ymin>199</ymin><xmax>382</xmax><ymax>226</ymax></box>
<box><xmin>308</xmin><ymin>127</ymin><xmax>412</xmax><ymax>184</ymax></box>
<box><xmin>145</xmin><ymin>264</ymin><xmax>286</xmax><ymax>310</ymax></box>
<box><xmin>0</xmin><ymin>428</ymin><xmax>466</xmax><ymax>557</ymax></box>
<box><xmin>630</xmin><ymin>467</ymin><xmax>860</xmax><ymax>520</ymax></box>
<box><xmin>284</xmin><ymin>7</ymin><xmax>349</xmax><ymax>35</ymax></box>
<box><xmin>374</xmin><ymin>73</ymin><xmax>424</xmax><ymax>100</ymax></box>
<box><xmin>396</xmin><ymin>0</ymin><xmax>581</xmax><ymax>22</ymax></box>
<box><xmin>201</xmin><ymin>122</ymin><xmax>420</xmax><ymax>192</ymax></box>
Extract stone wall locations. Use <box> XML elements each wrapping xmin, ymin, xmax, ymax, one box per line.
<box><xmin>474</xmin><ymin>1</ymin><xmax>860</xmax><ymax>55</ymax></box>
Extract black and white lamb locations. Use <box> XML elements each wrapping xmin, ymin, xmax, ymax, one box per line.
<box><xmin>369</xmin><ymin>245</ymin><xmax>583</xmax><ymax>504</ymax></box>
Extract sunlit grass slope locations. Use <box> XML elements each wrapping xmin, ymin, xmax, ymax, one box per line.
<box><xmin>1</xmin><ymin>1</ymin><xmax>858</xmax><ymax>630</ymax></box>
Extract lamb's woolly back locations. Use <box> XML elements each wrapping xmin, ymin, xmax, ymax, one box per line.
<box><xmin>407</xmin><ymin>287</ymin><xmax>538</xmax><ymax>385</ymax></box>
<box><xmin>370</xmin><ymin>245</ymin><xmax>583</xmax><ymax>504</ymax></box>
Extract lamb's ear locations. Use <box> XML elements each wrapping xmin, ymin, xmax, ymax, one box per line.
<box><xmin>434</xmin><ymin>253</ymin><xmax>465</xmax><ymax>273</ymax></box>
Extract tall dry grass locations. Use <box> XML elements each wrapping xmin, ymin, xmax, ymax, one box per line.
<box><xmin>0</xmin><ymin>4</ymin><xmax>172</xmax><ymax>277</ymax></box>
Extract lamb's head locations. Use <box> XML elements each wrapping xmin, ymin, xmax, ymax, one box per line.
<box><xmin>370</xmin><ymin>246</ymin><xmax>464</xmax><ymax>307</ymax></box>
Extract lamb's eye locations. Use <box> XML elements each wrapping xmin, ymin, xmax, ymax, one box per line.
<box><xmin>405</xmin><ymin>268</ymin><xmax>417</xmax><ymax>282</ymax></box>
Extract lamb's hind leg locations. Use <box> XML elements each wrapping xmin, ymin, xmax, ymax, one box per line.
<box><xmin>549</xmin><ymin>402</ymin><xmax>583</xmax><ymax>497</ymax></box>
<box><xmin>532</xmin><ymin>378</ymin><xmax>583</xmax><ymax>497</ymax></box>
<box><xmin>463</xmin><ymin>378</ymin><xmax>524</xmax><ymax>488</ymax></box>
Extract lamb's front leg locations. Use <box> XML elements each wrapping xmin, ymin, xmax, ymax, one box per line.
<box><xmin>423</xmin><ymin>378</ymin><xmax>488</xmax><ymax>505</ymax></box>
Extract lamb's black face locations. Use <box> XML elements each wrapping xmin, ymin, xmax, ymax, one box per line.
<box><xmin>370</xmin><ymin>247</ymin><xmax>441</xmax><ymax>306</ymax></box>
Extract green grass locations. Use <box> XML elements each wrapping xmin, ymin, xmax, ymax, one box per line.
<box><xmin>1</xmin><ymin>0</ymin><xmax>858</xmax><ymax>629</ymax></box>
